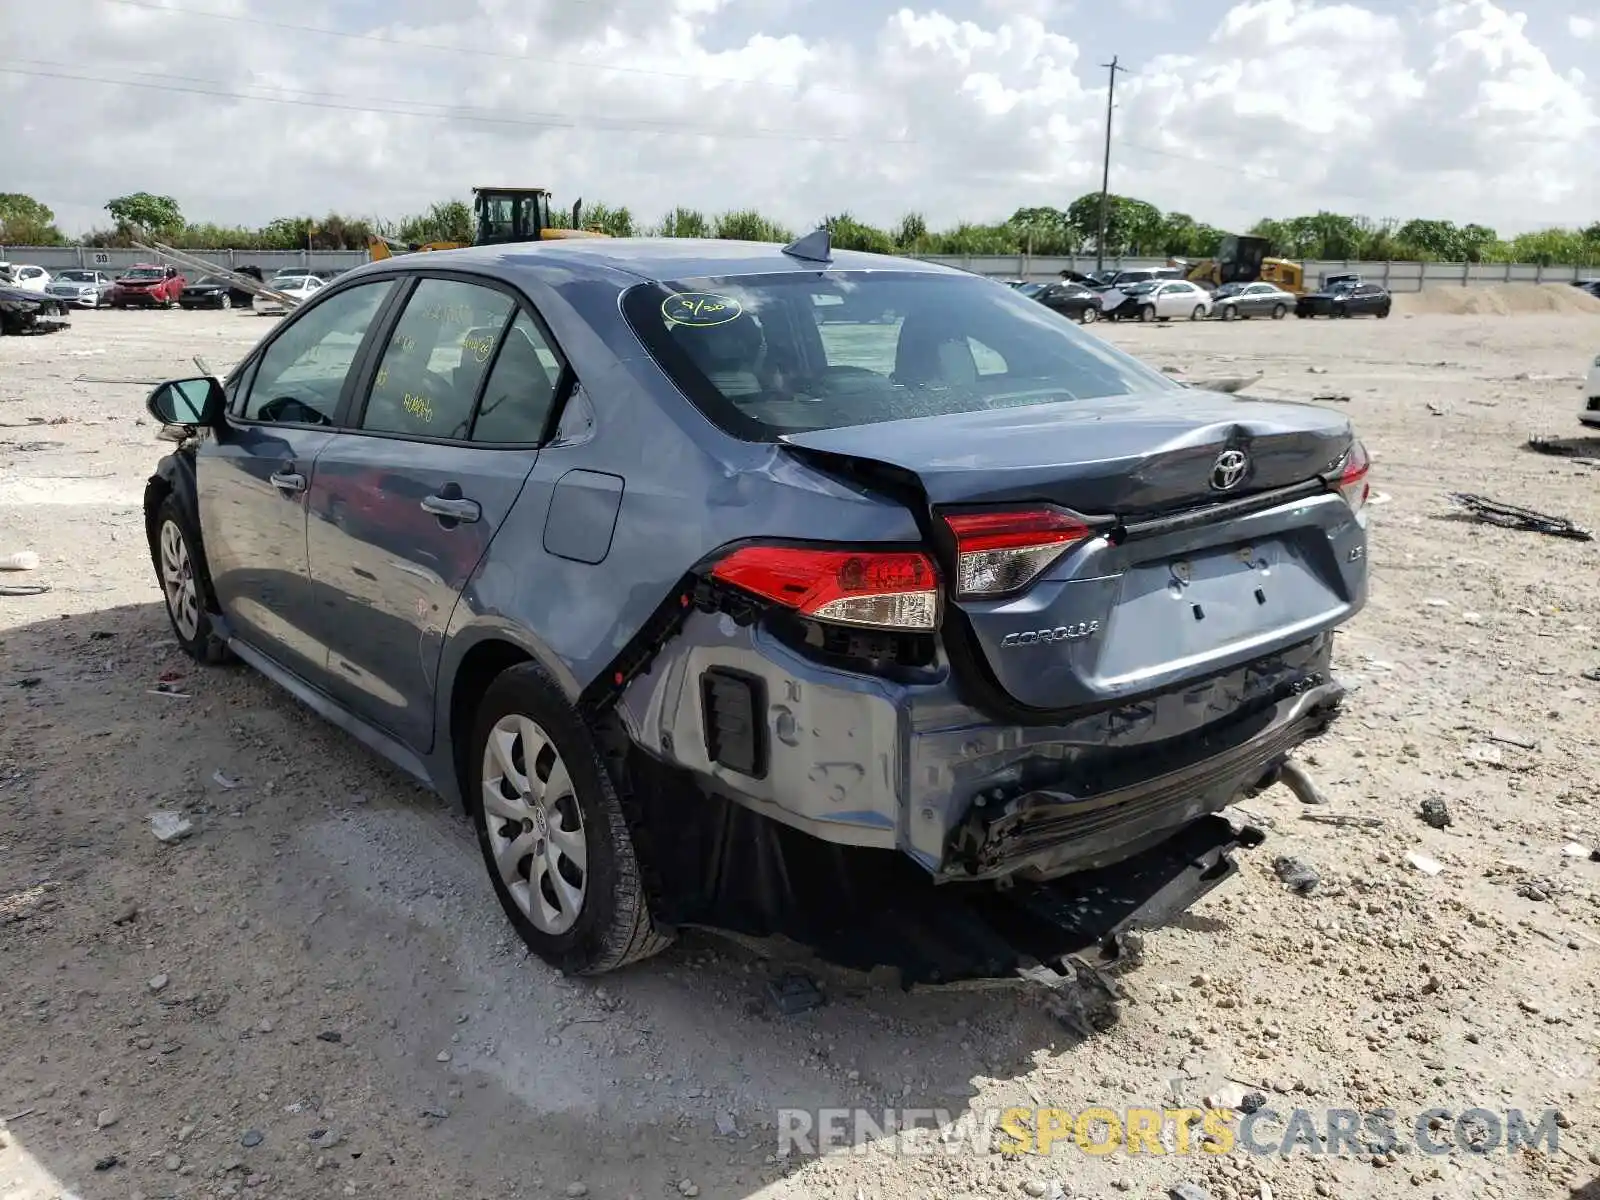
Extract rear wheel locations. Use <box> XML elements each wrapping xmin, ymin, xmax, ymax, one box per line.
<box><xmin>1272</xmin><ymin>303</ymin><xmax>1288</xmax><ymax>319</ymax></box>
<box><xmin>468</xmin><ymin>663</ymin><xmax>672</xmax><ymax>975</ymax></box>
<box><xmin>220</xmin><ymin>295</ymin><xmax>231</xmax><ymax>311</ymax></box>
<box><xmin>1221</xmin><ymin>304</ymin><xmax>1237</xmax><ymax>322</ymax></box>
<box><xmin>1377</xmin><ymin>304</ymin><xmax>1390</xmax><ymax>319</ymax></box>
<box><xmin>1139</xmin><ymin>305</ymin><xmax>1156</xmax><ymax>323</ymax></box>
<box><xmin>1190</xmin><ymin>305</ymin><xmax>1206</xmax><ymax>321</ymax></box>
<box><xmin>1079</xmin><ymin>305</ymin><xmax>1098</xmax><ymax>324</ymax></box>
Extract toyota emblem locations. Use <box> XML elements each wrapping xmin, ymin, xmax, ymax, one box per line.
<box><xmin>1210</xmin><ymin>448</ymin><xmax>1249</xmax><ymax>491</ymax></box>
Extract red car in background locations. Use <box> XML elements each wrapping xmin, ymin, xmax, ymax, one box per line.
<box><xmin>110</xmin><ymin>265</ymin><xmax>185</xmax><ymax>308</ymax></box>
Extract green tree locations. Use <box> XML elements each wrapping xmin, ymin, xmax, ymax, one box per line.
<box><xmin>580</xmin><ymin>202</ymin><xmax>636</xmax><ymax>238</ymax></box>
<box><xmin>0</xmin><ymin>193</ymin><xmax>66</xmax><ymax>244</ymax></box>
<box><xmin>397</xmin><ymin>200</ymin><xmax>472</xmax><ymax>246</ymax></box>
<box><xmin>820</xmin><ymin>212</ymin><xmax>895</xmax><ymax>254</ymax></box>
<box><xmin>105</xmin><ymin>192</ymin><xmax>184</xmax><ymax>234</ymax></box>
<box><xmin>655</xmin><ymin>207</ymin><xmax>709</xmax><ymax>238</ymax></box>
<box><xmin>711</xmin><ymin>210</ymin><xmax>792</xmax><ymax>242</ymax></box>
<box><xmin>894</xmin><ymin>212</ymin><xmax>929</xmax><ymax>251</ymax></box>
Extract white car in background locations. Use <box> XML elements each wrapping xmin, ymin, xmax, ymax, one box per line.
<box><xmin>0</xmin><ymin>263</ymin><xmax>51</xmax><ymax>293</ymax></box>
<box><xmin>268</xmin><ymin>273</ymin><xmax>325</xmax><ymax>303</ymax></box>
<box><xmin>1582</xmin><ymin>350</ymin><xmax>1600</xmax><ymax>429</ymax></box>
<box><xmin>47</xmin><ymin>269</ymin><xmax>115</xmax><ymax>308</ymax></box>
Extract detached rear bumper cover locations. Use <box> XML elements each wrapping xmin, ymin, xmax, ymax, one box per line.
<box><xmin>948</xmin><ymin>679</ymin><xmax>1343</xmax><ymax>882</ymax></box>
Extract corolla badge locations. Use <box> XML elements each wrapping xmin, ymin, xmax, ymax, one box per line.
<box><xmin>1210</xmin><ymin>448</ymin><xmax>1249</xmax><ymax>491</ymax></box>
<box><xmin>1001</xmin><ymin>621</ymin><xmax>1100</xmax><ymax>648</ymax></box>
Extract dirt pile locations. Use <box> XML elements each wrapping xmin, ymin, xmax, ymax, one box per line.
<box><xmin>1395</xmin><ymin>282</ymin><xmax>1600</xmax><ymax>316</ymax></box>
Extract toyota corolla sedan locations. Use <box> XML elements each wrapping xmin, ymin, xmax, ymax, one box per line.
<box><xmin>141</xmin><ymin>237</ymin><xmax>1370</xmax><ymax>978</ymax></box>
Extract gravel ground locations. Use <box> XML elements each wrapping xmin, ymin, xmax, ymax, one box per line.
<box><xmin>2</xmin><ymin>304</ymin><xmax>1598</xmax><ymax>1200</ymax></box>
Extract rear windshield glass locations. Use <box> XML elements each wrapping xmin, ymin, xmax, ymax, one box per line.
<box><xmin>620</xmin><ymin>271</ymin><xmax>1179</xmax><ymax>439</ymax></box>
<box><xmin>123</xmin><ymin>269</ymin><xmax>163</xmax><ymax>280</ymax></box>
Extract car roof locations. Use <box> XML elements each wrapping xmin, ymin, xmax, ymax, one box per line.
<box><xmin>343</xmin><ymin>238</ymin><xmax>963</xmax><ymax>290</ymax></box>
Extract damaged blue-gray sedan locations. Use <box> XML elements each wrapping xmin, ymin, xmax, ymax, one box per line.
<box><xmin>141</xmin><ymin>233</ymin><xmax>1370</xmax><ymax>983</ymax></box>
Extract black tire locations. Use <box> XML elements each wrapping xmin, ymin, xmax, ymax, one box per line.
<box><xmin>1272</xmin><ymin>304</ymin><xmax>1288</xmax><ymax>319</ymax></box>
<box><xmin>1190</xmin><ymin>305</ymin><xmax>1206</xmax><ymax>321</ymax></box>
<box><xmin>1079</xmin><ymin>306</ymin><xmax>1098</xmax><ymax>324</ymax></box>
<box><xmin>1377</xmin><ymin>304</ymin><xmax>1390</xmax><ymax>319</ymax></box>
<box><xmin>1221</xmin><ymin>304</ymin><xmax>1237</xmax><ymax>322</ymax></box>
<box><xmin>468</xmin><ymin>663</ymin><xmax>672</xmax><ymax>975</ymax></box>
<box><xmin>1334</xmin><ymin>305</ymin><xmax>1348</xmax><ymax>319</ymax></box>
<box><xmin>149</xmin><ymin>493</ymin><xmax>231</xmax><ymax>665</ymax></box>
<box><xmin>1139</xmin><ymin>304</ymin><xmax>1156</xmax><ymax>323</ymax></box>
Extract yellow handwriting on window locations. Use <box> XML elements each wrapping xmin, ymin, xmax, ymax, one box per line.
<box><xmin>424</xmin><ymin>304</ymin><xmax>474</xmax><ymax>325</ymax></box>
<box><xmin>402</xmin><ymin>392</ymin><xmax>433</xmax><ymax>423</ymax></box>
<box><xmin>375</xmin><ymin>366</ymin><xmax>389</xmax><ymax>389</ymax></box>
<box><xmin>462</xmin><ymin>333</ymin><xmax>495</xmax><ymax>364</ymax></box>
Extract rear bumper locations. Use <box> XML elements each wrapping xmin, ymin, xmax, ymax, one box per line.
<box><xmin>617</xmin><ymin>607</ymin><xmax>1343</xmax><ymax>885</ymax></box>
<box><xmin>946</xmin><ymin>679</ymin><xmax>1344</xmax><ymax>882</ymax></box>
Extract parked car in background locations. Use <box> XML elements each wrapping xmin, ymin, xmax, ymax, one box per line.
<box><xmin>267</xmin><ymin>272</ymin><xmax>325</xmax><ymax>303</ymax></box>
<box><xmin>1210</xmin><ymin>281</ymin><xmax>1295</xmax><ymax>321</ymax></box>
<box><xmin>1090</xmin><ymin>267</ymin><xmax>1185</xmax><ymax>293</ymax></box>
<box><xmin>1102</xmin><ymin>278</ymin><xmax>1213</xmax><ymax>322</ymax></box>
<box><xmin>180</xmin><ymin>274</ymin><xmax>252</xmax><ymax>310</ymax></box>
<box><xmin>1582</xmin><ymin>350</ymin><xmax>1600</xmax><ymax>429</ymax></box>
<box><xmin>1030</xmin><ymin>279</ymin><xmax>1103</xmax><ymax>323</ymax></box>
<box><xmin>111</xmin><ymin>265</ymin><xmax>185</xmax><ymax>308</ymax></box>
<box><xmin>0</xmin><ymin>281</ymin><xmax>69</xmax><ymax>334</ymax></box>
<box><xmin>1296</xmin><ymin>280</ymin><xmax>1392</xmax><ymax>319</ymax></box>
<box><xmin>139</xmin><ymin>238</ymin><xmax>1370</xmax><ymax>977</ymax></box>
<box><xmin>1572</xmin><ymin>280</ymin><xmax>1600</xmax><ymax>300</ymax></box>
<box><xmin>46</xmin><ymin>269</ymin><xmax>115</xmax><ymax>308</ymax></box>
<box><xmin>0</xmin><ymin>263</ymin><xmax>52</xmax><ymax>293</ymax></box>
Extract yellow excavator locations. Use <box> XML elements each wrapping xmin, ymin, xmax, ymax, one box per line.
<box><xmin>368</xmin><ymin>186</ymin><xmax>609</xmax><ymax>260</ymax></box>
<box><xmin>1173</xmin><ymin>235</ymin><xmax>1305</xmax><ymax>293</ymax></box>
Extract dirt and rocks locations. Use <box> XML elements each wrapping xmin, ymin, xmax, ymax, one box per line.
<box><xmin>2</xmin><ymin>304</ymin><xmax>1598</xmax><ymax>1200</ymax></box>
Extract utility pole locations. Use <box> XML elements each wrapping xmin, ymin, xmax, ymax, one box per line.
<box><xmin>1095</xmin><ymin>55</ymin><xmax>1128</xmax><ymax>273</ymax></box>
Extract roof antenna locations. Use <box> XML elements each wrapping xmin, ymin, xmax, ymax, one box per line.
<box><xmin>782</xmin><ymin>227</ymin><xmax>832</xmax><ymax>264</ymax></box>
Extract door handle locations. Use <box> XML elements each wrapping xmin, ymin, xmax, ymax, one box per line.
<box><xmin>269</xmin><ymin>471</ymin><xmax>306</xmax><ymax>493</ymax></box>
<box><xmin>421</xmin><ymin>494</ymin><xmax>481</xmax><ymax>524</ymax></box>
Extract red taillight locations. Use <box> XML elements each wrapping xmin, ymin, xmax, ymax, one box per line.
<box><xmin>1337</xmin><ymin>441</ymin><xmax>1370</xmax><ymax>513</ymax></box>
<box><xmin>710</xmin><ymin>545</ymin><xmax>940</xmax><ymax>630</ymax></box>
<box><xmin>943</xmin><ymin>508</ymin><xmax>1092</xmax><ymax>597</ymax></box>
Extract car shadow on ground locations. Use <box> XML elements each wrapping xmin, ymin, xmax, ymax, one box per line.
<box><xmin>0</xmin><ymin>599</ymin><xmax>1134</xmax><ymax>1199</ymax></box>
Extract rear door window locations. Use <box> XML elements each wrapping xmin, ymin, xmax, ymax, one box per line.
<box><xmin>358</xmin><ymin>277</ymin><xmax>515</xmax><ymax>440</ymax></box>
<box><xmin>471</xmin><ymin>311</ymin><xmax>567</xmax><ymax>444</ymax></box>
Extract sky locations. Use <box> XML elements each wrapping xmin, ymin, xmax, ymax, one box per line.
<box><xmin>3</xmin><ymin>0</ymin><xmax>1598</xmax><ymax>238</ymax></box>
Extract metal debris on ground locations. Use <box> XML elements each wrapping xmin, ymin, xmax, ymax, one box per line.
<box><xmin>1447</xmin><ymin>493</ymin><xmax>1593</xmax><ymax>541</ymax></box>
<box><xmin>766</xmin><ymin>973</ymin><xmax>824</xmax><ymax>1015</ymax></box>
<box><xmin>1271</xmin><ymin>856</ymin><xmax>1320</xmax><ymax>895</ymax></box>
<box><xmin>1312</xmin><ymin>393</ymin><xmax>1352</xmax><ymax>403</ymax></box>
<box><xmin>1419</xmin><ymin>797</ymin><xmax>1453</xmax><ymax>829</ymax></box>
<box><xmin>1</xmin><ymin>550</ymin><xmax>39</xmax><ymax>571</ymax></box>
<box><xmin>1300</xmin><ymin>813</ymin><xmax>1384</xmax><ymax>828</ymax></box>
<box><xmin>0</xmin><ymin>583</ymin><xmax>51</xmax><ymax>596</ymax></box>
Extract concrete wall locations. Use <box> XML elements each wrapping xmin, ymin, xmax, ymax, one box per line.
<box><xmin>0</xmin><ymin>246</ymin><xmax>371</xmax><ymax>274</ymax></box>
<box><xmin>2</xmin><ymin>245</ymin><xmax>1595</xmax><ymax>291</ymax></box>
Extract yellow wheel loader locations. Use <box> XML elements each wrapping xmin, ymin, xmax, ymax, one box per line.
<box><xmin>368</xmin><ymin>187</ymin><xmax>609</xmax><ymax>261</ymax></box>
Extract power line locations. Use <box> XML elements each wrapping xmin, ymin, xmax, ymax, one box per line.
<box><xmin>0</xmin><ymin>62</ymin><xmax>918</xmax><ymax>145</ymax></box>
<box><xmin>92</xmin><ymin>0</ymin><xmax>872</xmax><ymax>101</ymax></box>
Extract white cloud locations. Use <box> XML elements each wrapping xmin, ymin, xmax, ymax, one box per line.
<box><xmin>1569</xmin><ymin>13</ymin><xmax>1597</xmax><ymax>38</ymax></box>
<box><xmin>2</xmin><ymin>0</ymin><xmax>1597</xmax><ymax>238</ymax></box>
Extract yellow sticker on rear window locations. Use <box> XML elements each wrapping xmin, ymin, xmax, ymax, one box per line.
<box><xmin>662</xmin><ymin>292</ymin><xmax>743</xmax><ymax>327</ymax></box>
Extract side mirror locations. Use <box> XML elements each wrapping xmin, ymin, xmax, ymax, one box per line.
<box><xmin>147</xmin><ymin>376</ymin><xmax>225</xmax><ymax>429</ymax></box>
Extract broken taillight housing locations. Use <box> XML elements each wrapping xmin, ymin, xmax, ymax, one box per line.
<box><xmin>943</xmin><ymin>507</ymin><xmax>1092</xmax><ymax>597</ymax></box>
<box><xmin>710</xmin><ymin>545</ymin><xmax>940</xmax><ymax>630</ymax></box>
<box><xmin>1337</xmin><ymin>440</ymin><xmax>1371</xmax><ymax>513</ymax></box>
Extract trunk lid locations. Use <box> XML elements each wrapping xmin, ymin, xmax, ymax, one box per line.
<box><xmin>780</xmin><ymin>392</ymin><xmax>1352</xmax><ymax>514</ymax></box>
<box><xmin>780</xmin><ymin>392</ymin><xmax>1367</xmax><ymax>714</ymax></box>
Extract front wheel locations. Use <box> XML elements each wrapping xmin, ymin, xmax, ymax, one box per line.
<box><xmin>1079</xmin><ymin>305</ymin><xmax>1098</xmax><ymax>324</ymax></box>
<box><xmin>220</xmin><ymin>295</ymin><xmax>231</xmax><ymax>311</ymax></box>
<box><xmin>150</xmin><ymin>495</ymin><xmax>231</xmax><ymax>664</ymax></box>
<box><xmin>1377</xmin><ymin>304</ymin><xmax>1390</xmax><ymax>319</ymax></box>
<box><xmin>1139</xmin><ymin>305</ymin><xmax>1156</xmax><ymax>323</ymax></box>
<box><xmin>1221</xmin><ymin>305</ymin><xmax>1237</xmax><ymax>322</ymax></box>
<box><xmin>469</xmin><ymin>663</ymin><xmax>672</xmax><ymax>975</ymax></box>
<box><xmin>1191</xmin><ymin>305</ymin><xmax>1207</xmax><ymax>321</ymax></box>
<box><xmin>1272</xmin><ymin>303</ymin><xmax>1288</xmax><ymax>319</ymax></box>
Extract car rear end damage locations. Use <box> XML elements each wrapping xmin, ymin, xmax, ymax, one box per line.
<box><xmin>604</xmin><ymin>412</ymin><xmax>1368</xmax><ymax>886</ymax></box>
